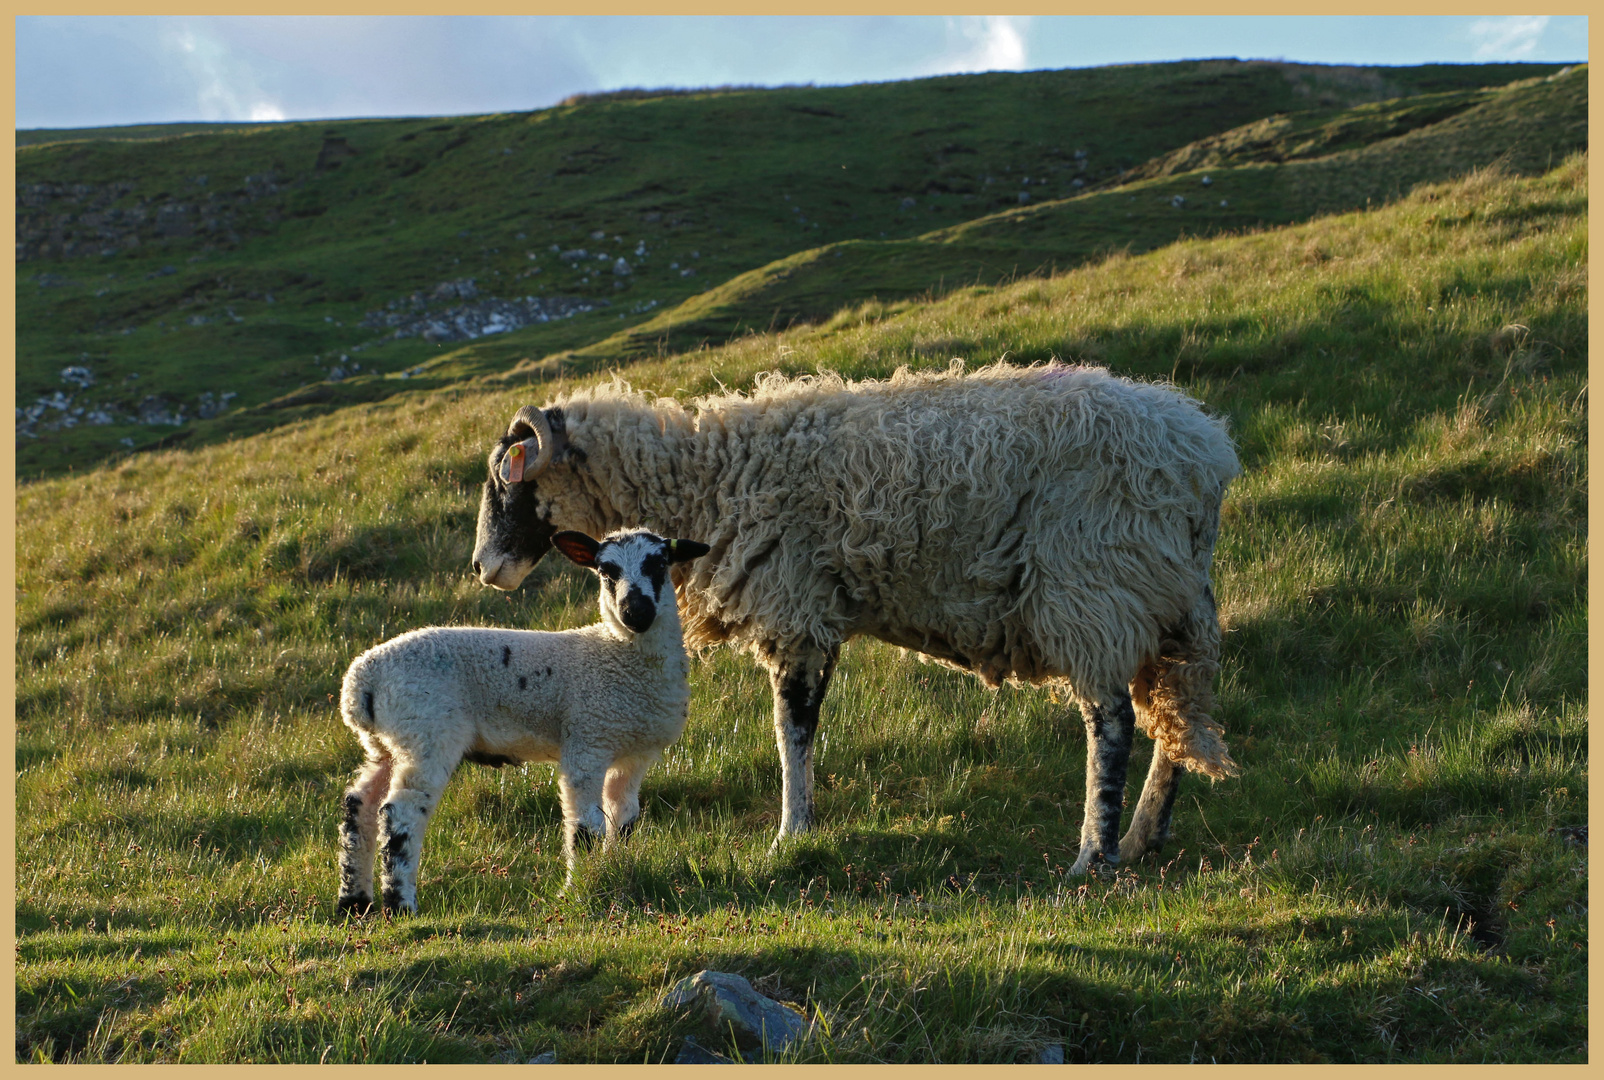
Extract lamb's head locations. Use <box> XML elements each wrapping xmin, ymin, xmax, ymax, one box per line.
<box><xmin>552</xmin><ymin>528</ymin><xmax>711</xmax><ymax>637</ymax></box>
<box><xmin>473</xmin><ymin>405</ymin><xmax>570</xmax><ymax>590</ymax></box>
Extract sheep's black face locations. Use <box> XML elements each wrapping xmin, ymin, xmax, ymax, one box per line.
<box><xmin>472</xmin><ymin>434</ymin><xmax>557</xmax><ymax>591</ymax></box>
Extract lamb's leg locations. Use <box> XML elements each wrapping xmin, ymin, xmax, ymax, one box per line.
<box><xmin>767</xmin><ymin>643</ymin><xmax>840</xmax><ymax>842</ymax></box>
<box><xmin>1118</xmin><ymin>749</ymin><xmax>1185</xmax><ymax>864</ymax></box>
<box><xmin>337</xmin><ymin>749</ymin><xmax>393</xmax><ymax>916</ymax></box>
<box><xmin>557</xmin><ymin>751</ymin><xmax>610</xmax><ymax>883</ymax></box>
<box><xmin>602</xmin><ymin>755</ymin><xmax>654</xmax><ymax>846</ymax></box>
<box><xmin>376</xmin><ymin>755</ymin><xmax>453</xmax><ymax>915</ymax></box>
<box><xmin>1070</xmin><ymin>691</ymin><xmax>1136</xmax><ymax>875</ymax></box>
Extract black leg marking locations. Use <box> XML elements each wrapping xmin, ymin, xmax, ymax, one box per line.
<box><xmin>342</xmin><ymin>792</ymin><xmax>363</xmax><ymax>828</ymax></box>
<box><xmin>381</xmin><ymin>887</ymin><xmax>403</xmax><ymax>914</ymax></box>
<box><xmin>1153</xmin><ymin>762</ymin><xmax>1186</xmax><ymax>847</ymax></box>
<box><xmin>1084</xmin><ymin>694</ymin><xmax>1136</xmax><ymax>866</ymax></box>
<box><xmin>771</xmin><ymin>646</ymin><xmax>840</xmax><ymax>833</ymax></box>
<box><xmin>337</xmin><ymin>893</ymin><xmax>373</xmax><ymax>917</ymax></box>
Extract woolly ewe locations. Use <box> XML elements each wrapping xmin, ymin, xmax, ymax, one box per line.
<box><xmin>473</xmin><ymin>361</ymin><xmax>1240</xmax><ymax>874</ymax></box>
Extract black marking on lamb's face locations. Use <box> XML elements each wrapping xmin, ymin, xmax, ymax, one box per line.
<box><xmin>362</xmin><ymin>691</ymin><xmax>375</xmax><ymax>722</ymax></box>
<box><xmin>518</xmin><ymin>676</ymin><xmax>528</xmax><ymax>690</ymax></box>
<box><xmin>464</xmin><ymin>750</ymin><xmax>520</xmax><ymax>768</ymax></box>
<box><xmin>641</xmin><ymin>553</ymin><xmax>668</xmax><ymax>596</ymax></box>
<box><xmin>502</xmin><ymin>645</ymin><xmax>512</xmax><ymax>667</ymax></box>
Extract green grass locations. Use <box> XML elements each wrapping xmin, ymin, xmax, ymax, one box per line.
<box><xmin>16</xmin><ymin>59</ymin><xmax>1573</xmax><ymax>479</ymax></box>
<box><xmin>15</xmin><ymin>156</ymin><xmax>1587</xmax><ymax>1062</ymax></box>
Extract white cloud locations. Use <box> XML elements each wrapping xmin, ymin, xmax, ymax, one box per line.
<box><xmin>922</xmin><ymin>16</ymin><xmax>1030</xmax><ymax>76</ymax></box>
<box><xmin>249</xmin><ymin>102</ymin><xmax>287</xmax><ymax>122</ymax></box>
<box><xmin>1467</xmin><ymin>15</ymin><xmax>1550</xmax><ymax>59</ymax></box>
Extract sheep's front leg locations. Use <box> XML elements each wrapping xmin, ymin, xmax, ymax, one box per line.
<box><xmin>1070</xmin><ymin>691</ymin><xmax>1136</xmax><ymax>875</ymax></box>
<box><xmin>337</xmin><ymin>750</ymin><xmax>393</xmax><ymax>916</ymax></box>
<box><xmin>768</xmin><ymin>643</ymin><xmax>839</xmax><ymax>841</ymax></box>
<box><xmin>1119</xmin><ymin>750</ymin><xmax>1185</xmax><ymax>864</ymax></box>
<box><xmin>376</xmin><ymin>757</ymin><xmax>452</xmax><ymax>915</ymax></box>
<box><xmin>603</xmin><ymin>756</ymin><xmax>654</xmax><ymax>846</ymax></box>
<box><xmin>557</xmin><ymin>752</ymin><xmax>610</xmax><ymax>884</ymax></box>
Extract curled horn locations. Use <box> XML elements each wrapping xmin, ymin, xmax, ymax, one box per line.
<box><xmin>506</xmin><ymin>406</ymin><xmax>566</xmax><ymax>477</ymax></box>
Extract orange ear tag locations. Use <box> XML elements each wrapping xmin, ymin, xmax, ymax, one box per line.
<box><xmin>502</xmin><ymin>442</ymin><xmax>526</xmax><ymax>483</ymax></box>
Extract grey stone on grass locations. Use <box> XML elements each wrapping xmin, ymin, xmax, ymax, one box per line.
<box><xmin>1039</xmin><ymin>1043</ymin><xmax>1066</xmax><ymax>1064</ymax></box>
<box><xmin>526</xmin><ymin>1050</ymin><xmax>558</xmax><ymax>1064</ymax></box>
<box><xmin>662</xmin><ymin>970</ymin><xmax>810</xmax><ymax>1051</ymax></box>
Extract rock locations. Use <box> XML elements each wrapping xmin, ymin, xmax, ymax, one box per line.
<box><xmin>662</xmin><ymin>970</ymin><xmax>809</xmax><ymax>1052</ymax></box>
<box><xmin>1018</xmin><ymin>192</ymin><xmax>1031</xmax><ymax>204</ymax></box>
<box><xmin>1201</xmin><ymin>175</ymin><xmax>1213</xmax><ymax>186</ymax></box>
<box><xmin>527</xmin><ymin>1050</ymin><xmax>558</xmax><ymax>1064</ymax></box>
<box><xmin>1171</xmin><ymin>195</ymin><xmax>1187</xmax><ymax>208</ymax></box>
<box><xmin>60</xmin><ymin>365</ymin><xmax>95</xmax><ymax>389</ymax></box>
<box><xmin>613</xmin><ymin>258</ymin><xmax>632</xmax><ymax>276</ymax></box>
<box><xmin>1039</xmin><ymin>1044</ymin><xmax>1066</xmax><ymax>1064</ymax></box>
<box><xmin>900</xmin><ymin>196</ymin><xmax>917</xmax><ymax>210</ymax></box>
<box><xmin>674</xmin><ymin>1036</ymin><xmax>734</xmax><ymax>1064</ymax></box>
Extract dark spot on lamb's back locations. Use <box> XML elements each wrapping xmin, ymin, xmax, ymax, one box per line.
<box><xmin>502</xmin><ymin>645</ymin><xmax>512</xmax><ymax>667</ymax></box>
<box><xmin>519</xmin><ymin>676</ymin><xmax>528</xmax><ymax>690</ymax></box>
<box><xmin>546</xmin><ymin>666</ymin><xmax>552</xmax><ymax>677</ymax></box>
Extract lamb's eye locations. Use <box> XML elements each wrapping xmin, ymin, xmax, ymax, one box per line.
<box><xmin>598</xmin><ymin>562</ymin><xmax>621</xmax><ymax>580</ymax></box>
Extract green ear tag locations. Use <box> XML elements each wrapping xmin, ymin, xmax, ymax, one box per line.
<box><xmin>669</xmin><ymin>539</ymin><xmax>678</xmax><ymax>556</ymax></box>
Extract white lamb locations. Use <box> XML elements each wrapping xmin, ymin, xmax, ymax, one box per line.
<box><xmin>336</xmin><ymin>527</ymin><xmax>710</xmax><ymax>916</ymax></box>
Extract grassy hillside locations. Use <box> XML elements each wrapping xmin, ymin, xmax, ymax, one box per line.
<box><xmin>15</xmin><ymin>60</ymin><xmax>1574</xmax><ymax>478</ymax></box>
<box><xmin>15</xmin><ymin>156</ymin><xmax>1588</xmax><ymax>1062</ymax></box>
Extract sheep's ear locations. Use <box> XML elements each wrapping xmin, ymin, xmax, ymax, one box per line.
<box><xmin>499</xmin><ymin>437</ymin><xmax>541</xmax><ymax>483</ymax></box>
<box><xmin>551</xmin><ymin>531</ymin><xmax>600</xmax><ymax>568</ymax></box>
<box><xmin>666</xmin><ymin>538</ymin><xmax>711</xmax><ymax>564</ymax></box>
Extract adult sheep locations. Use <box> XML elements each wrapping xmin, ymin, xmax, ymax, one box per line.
<box><xmin>472</xmin><ymin>360</ymin><xmax>1240</xmax><ymax>873</ymax></box>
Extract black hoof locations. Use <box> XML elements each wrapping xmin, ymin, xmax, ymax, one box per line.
<box><xmin>337</xmin><ymin>894</ymin><xmax>373</xmax><ymax>917</ymax></box>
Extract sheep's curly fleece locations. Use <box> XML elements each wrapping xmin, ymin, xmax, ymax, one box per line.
<box><xmin>533</xmin><ymin>360</ymin><xmax>1240</xmax><ymax>778</ymax></box>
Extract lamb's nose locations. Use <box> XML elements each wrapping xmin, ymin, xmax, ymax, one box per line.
<box><xmin>472</xmin><ymin>559</ymin><xmax>483</xmax><ymax>576</ymax></box>
<box><xmin>621</xmin><ymin>591</ymin><xmax>655</xmax><ymax>633</ymax></box>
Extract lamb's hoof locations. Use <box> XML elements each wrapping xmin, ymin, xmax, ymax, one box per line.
<box><xmin>380</xmin><ymin>889</ymin><xmax>415</xmax><ymax>917</ymax></box>
<box><xmin>1118</xmin><ymin>835</ymin><xmax>1165</xmax><ymax>865</ymax></box>
<box><xmin>336</xmin><ymin>894</ymin><xmax>373</xmax><ymax>918</ymax></box>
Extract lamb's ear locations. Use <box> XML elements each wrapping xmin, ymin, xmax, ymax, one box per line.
<box><xmin>551</xmin><ymin>531</ymin><xmax>600</xmax><ymax>568</ymax></box>
<box><xmin>666</xmin><ymin>538</ymin><xmax>711</xmax><ymax>564</ymax></box>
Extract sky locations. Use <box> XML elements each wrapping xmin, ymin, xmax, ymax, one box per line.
<box><xmin>15</xmin><ymin>15</ymin><xmax>1589</xmax><ymax>131</ymax></box>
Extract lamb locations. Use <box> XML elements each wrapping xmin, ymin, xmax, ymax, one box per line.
<box><xmin>471</xmin><ymin>359</ymin><xmax>1240</xmax><ymax>874</ymax></box>
<box><xmin>336</xmin><ymin>527</ymin><xmax>710</xmax><ymax>915</ymax></box>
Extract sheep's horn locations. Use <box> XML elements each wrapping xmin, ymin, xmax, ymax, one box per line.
<box><xmin>507</xmin><ymin>406</ymin><xmax>556</xmax><ymax>477</ymax></box>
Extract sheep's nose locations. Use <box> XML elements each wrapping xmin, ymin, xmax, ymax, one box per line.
<box><xmin>472</xmin><ymin>559</ymin><xmax>483</xmax><ymax>577</ymax></box>
<box><xmin>620</xmin><ymin>591</ymin><xmax>655</xmax><ymax>633</ymax></box>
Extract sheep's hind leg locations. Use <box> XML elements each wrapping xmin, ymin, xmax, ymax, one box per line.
<box><xmin>1069</xmin><ymin>691</ymin><xmax>1136</xmax><ymax>876</ymax></box>
<box><xmin>767</xmin><ymin>643</ymin><xmax>840</xmax><ymax>844</ymax></box>
<box><xmin>337</xmin><ymin>749</ymin><xmax>393</xmax><ymax>916</ymax></box>
<box><xmin>376</xmin><ymin>756</ymin><xmax>453</xmax><ymax>915</ymax></box>
<box><xmin>1118</xmin><ymin>750</ymin><xmax>1184</xmax><ymax>864</ymax></box>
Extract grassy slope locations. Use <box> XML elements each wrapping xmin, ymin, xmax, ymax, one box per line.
<box><xmin>15</xmin><ymin>157</ymin><xmax>1587</xmax><ymax>1063</ymax></box>
<box><xmin>15</xmin><ymin>61</ymin><xmax>1569</xmax><ymax>479</ymax></box>
<box><xmin>557</xmin><ymin>68</ymin><xmax>1586</xmax><ymax>366</ymax></box>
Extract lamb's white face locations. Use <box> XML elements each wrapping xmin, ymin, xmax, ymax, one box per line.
<box><xmin>592</xmin><ymin>531</ymin><xmax>673</xmax><ymax>636</ymax></box>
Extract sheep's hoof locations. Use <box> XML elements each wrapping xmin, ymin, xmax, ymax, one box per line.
<box><xmin>1069</xmin><ymin>851</ymin><xmax>1118</xmax><ymax>877</ymax></box>
<box><xmin>380</xmin><ymin>889</ymin><xmax>414</xmax><ymax>917</ymax></box>
<box><xmin>336</xmin><ymin>894</ymin><xmax>373</xmax><ymax>918</ymax></box>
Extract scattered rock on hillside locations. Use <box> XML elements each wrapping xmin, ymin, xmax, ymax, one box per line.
<box><xmin>662</xmin><ymin>970</ymin><xmax>810</xmax><ymax>1052</ymax></box>
<box><xmin>359</xmin><ymin>280</ymin><xmax>606</xmax><ymax>343</ymax></box>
